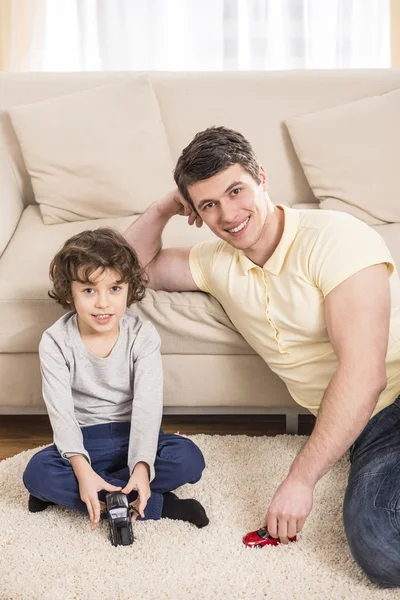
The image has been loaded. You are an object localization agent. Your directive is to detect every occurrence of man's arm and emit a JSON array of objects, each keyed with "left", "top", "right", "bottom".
[
  {"left": 266, "top": 263, "right": 390, "bottom": 541},
  {"left": 123, "top": 189, "right": 201, "bottom": 291},
  {"left": 288, "top": 263, "right": 390, "bottom": 484}
]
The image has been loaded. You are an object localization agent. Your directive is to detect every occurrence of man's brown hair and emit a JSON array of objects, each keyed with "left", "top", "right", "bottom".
[
  {"left": 174, "top": 126, "right": 261, "bottom": 211},
  {"left": 48, "top": 228, "right": 147, "bottom": 309}
]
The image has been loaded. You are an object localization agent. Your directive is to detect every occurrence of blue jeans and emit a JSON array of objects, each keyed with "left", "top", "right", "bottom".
[
  {"left": 23, "top": 422, "right": 205, "bottom": 520},
  {"left": 344, "top": 395, "right": 400, "bottom": 587}
]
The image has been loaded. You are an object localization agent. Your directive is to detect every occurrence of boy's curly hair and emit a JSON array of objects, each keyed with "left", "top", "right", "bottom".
[{"left": 48, "top": 228, "right": 147, "bottom": 309}]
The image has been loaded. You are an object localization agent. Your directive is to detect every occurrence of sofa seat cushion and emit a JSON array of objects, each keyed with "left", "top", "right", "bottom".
[
  {"left": 0, "top": 352, "right": 296, "bottom": 410},
  {"left": 0, "top": 206, "right": 253, "bottom": 356},
  {"left": 3, "top": 206, "right": 398, "bottom": 356}
]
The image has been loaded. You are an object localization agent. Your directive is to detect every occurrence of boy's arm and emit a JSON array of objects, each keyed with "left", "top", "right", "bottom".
[
  {"left": 39, "top": 336, "right": 90, "bottom": 465},
  {"left": 69, "top": 455, "right": 93, "bottom": 479},
  {"left": 123, "top": 189, "right": 200, "bottom": 292},
  {"left": 127, "top": 321, "right": 164, "bottom": 482}
]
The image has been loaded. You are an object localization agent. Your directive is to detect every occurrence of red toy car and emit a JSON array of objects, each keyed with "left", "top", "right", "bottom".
[{"left": 243, "top": 527, "right": 296, "bottom": 548}]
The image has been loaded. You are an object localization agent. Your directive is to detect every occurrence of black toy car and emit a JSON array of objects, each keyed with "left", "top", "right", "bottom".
[{"left": 105, "top": 492, "right": 134, "bottom": 546}]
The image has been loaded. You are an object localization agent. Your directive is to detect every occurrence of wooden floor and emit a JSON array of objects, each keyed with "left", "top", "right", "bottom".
[{"left": 0, "top": 414, "right": 315, "bottom": 461}]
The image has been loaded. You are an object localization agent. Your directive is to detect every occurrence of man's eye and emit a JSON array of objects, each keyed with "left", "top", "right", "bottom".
[
  {"left": 203, "top": 202, "right": 215, "bottom": 210},
  {"left": 231, "top": 188, "right": 241, "bottom": 195}
]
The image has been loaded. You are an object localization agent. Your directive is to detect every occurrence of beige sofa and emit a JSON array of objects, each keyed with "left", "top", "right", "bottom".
[{"left": 1, "top": 70, "right": 399, "bottom": 433}]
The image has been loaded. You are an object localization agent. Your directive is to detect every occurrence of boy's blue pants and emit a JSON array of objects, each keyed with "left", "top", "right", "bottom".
[{"left": 23, "top": 422, "right": 205, "bottom": 520}]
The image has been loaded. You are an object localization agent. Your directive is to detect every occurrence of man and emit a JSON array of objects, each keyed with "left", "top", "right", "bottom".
[{"left": 124, "top": 126, "right": 400, "bottom": 587}]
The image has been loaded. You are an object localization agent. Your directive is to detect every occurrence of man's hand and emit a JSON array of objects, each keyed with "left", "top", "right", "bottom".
[
  {"left": 158, "top": 188, "right": 203, "bottom": 228},
  {"left": 264, "top": 476, "right": 314, "bottom": 543},
  {"left": 121, "top": 462, "right": 151, "bottom": 522},
  {"left": 77, "top": 470, "right": 122, "bottom": 531}
]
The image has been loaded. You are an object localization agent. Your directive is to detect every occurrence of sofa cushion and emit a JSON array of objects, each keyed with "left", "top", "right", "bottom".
[
  {"left": 8, "top": 76, "right": 175, "bottom": 224},
  {"left": 2, "top": 70, "right": 400, "bottom": 211},
  {"left": 0, "top": 145, "right": 24, "bottom": 257},
  {"left": 0, "top": 205, "right": 254, "bottom": 356},
  {"left": 0, "top": 353, "right": 295, "bottom": 411},
  {"left": 285, "top": 88, "right": 400, "bottom": 224}
]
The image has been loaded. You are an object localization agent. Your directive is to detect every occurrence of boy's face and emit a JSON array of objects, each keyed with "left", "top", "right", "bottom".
[
  {"left": 69, "top": 267, "right": 129, "bottom": 336},
  {"left": 188, "top": 164, "right": 270, "bottom": 252}
]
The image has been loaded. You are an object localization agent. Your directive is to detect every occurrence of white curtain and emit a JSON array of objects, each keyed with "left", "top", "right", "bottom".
[
  {"left": 0, "top": 0, "right": 46, "bottom": 71},
  {"left": 27, "top": 0, "right": 393, "bottom": 71}
]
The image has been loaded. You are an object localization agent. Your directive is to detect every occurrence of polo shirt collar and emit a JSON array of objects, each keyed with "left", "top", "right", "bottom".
[{"left": 238, "top": 204, "right": 300, "bottom": 276}]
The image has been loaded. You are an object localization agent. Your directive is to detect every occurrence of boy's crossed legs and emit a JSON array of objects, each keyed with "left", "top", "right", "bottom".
[{"left": 23, "top": 423, "right": 208, "bottom": 528}]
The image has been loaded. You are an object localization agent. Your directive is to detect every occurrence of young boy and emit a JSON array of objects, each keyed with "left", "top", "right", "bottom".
[{"left": 23, "top": 228, "right": 208, "bottom": 531}]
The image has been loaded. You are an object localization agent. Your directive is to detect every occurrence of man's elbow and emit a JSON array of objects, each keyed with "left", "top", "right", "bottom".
[
  {"left": 365, "top": 372, "right": 387, "bottom": 396},
  {"left": 346, "top": 365, "right": 387, "bottom": 396},
  {"left": 375, "top": 375, "right": 388, "bottom": 395},
  {"left": 144, "top": 260, "right": 160, "bottom": 291}
]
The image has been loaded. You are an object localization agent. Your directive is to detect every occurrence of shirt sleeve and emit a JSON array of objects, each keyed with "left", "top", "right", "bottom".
[
  {"left": 39, "top": 334, "right": 90, "bottom": 464},
  {"left": 309, "top": 215, "right": 394, "bottom": 297},
  {"left": 127, "top": 321, "right": 163, "bottom": 482},
  {"left": 189, "top": 239, "right": 221, "bottom": 294}
]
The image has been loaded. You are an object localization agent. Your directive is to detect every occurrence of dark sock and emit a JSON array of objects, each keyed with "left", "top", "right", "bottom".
[
  {"left": 28, "top": 494, "right": 55, "bottom": 513},
  {"left": 161, "top": 492, "right": 209, "bottom": 528}
]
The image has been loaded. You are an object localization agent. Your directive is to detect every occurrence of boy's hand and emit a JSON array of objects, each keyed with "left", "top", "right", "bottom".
[
  {"left": 77, "top": 470, "right": 122, "bottom": 531},
  {"left": 121, "top": 462, "right": 151, "bottom": 522}
]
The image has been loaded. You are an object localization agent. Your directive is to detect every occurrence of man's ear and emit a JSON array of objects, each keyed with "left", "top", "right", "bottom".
[{"left": 259, "top": 165, "right": 268, "bottom": 189}]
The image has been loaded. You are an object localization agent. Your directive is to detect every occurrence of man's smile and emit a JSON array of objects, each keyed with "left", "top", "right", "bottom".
[{"left": 225, "top": 216, "right": 250, "bottom": 235}]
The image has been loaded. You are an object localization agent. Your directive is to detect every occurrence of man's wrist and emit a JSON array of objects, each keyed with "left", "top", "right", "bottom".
[
  {"left": 287, "top": 454, "right": 319, "bottom": 487},
  {"left": 155, "top": 195, "right": 179, "bottom": 219}
]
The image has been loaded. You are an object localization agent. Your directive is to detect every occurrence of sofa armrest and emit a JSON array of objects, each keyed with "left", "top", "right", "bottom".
[{"left": 0, "top": 146, "right": 24, "bottom": 257}]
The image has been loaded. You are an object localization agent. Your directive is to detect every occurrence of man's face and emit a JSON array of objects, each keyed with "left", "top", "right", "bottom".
[
  {"left": 70, "top": 267, "right": 129, "bottom": 336},
  {"left": 188, "top": 164, "right": 269, "bottom": 251}
]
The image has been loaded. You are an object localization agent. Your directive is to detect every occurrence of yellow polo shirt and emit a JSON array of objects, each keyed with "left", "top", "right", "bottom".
[{"left": 189, "top": 205, "right": 400, "bottom": 417}]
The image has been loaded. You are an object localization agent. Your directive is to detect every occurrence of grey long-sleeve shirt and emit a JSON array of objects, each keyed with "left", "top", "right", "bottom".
[{"left": 38, "top": 311, "right": 163, "bottom": 482}]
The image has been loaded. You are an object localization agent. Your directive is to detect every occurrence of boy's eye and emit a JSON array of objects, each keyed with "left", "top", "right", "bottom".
[
  {"left": 111, "top": 286, "right": 121, "bottom": 292},
  {"left": 83, "top": 288, "right": 94, "bottom": 294}
]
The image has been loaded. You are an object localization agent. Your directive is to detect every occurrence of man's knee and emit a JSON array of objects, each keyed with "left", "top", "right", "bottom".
[{"left": 344, "top": 482, "right": 400, "bottom": 588}]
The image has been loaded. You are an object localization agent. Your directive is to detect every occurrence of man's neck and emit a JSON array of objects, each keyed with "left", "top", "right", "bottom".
[{"left": 244, "top": 205, "right": 285, "bottom": 268}]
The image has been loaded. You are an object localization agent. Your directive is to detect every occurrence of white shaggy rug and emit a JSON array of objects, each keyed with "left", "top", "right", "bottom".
[{"left": 1, "top": 434, "right": 399, "bottom": 600}]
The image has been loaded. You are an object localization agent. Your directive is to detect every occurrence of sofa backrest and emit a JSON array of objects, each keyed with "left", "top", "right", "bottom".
[{"left": 1, "top": 69, "right": 400, "bottom": 210}]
